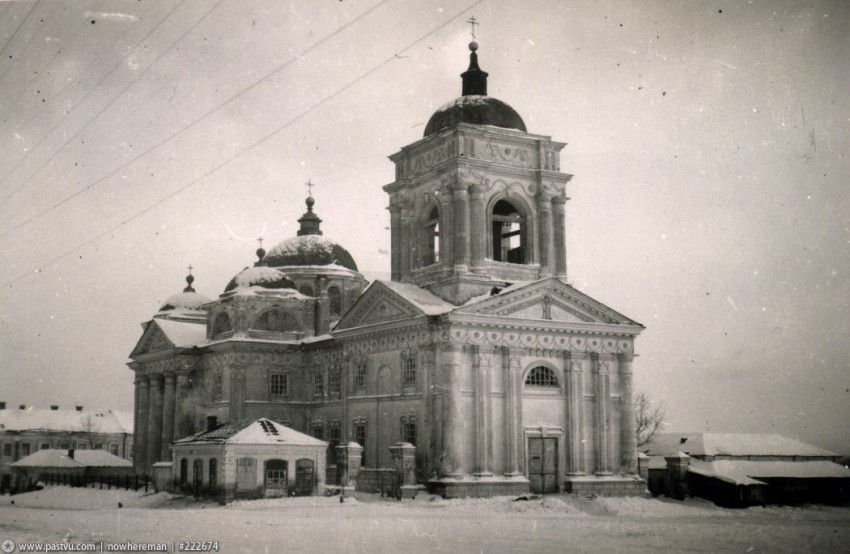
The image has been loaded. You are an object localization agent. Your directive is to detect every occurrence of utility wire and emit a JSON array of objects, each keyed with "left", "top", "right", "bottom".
[
  {"left": 0, "top": 0, "right": 227, "bottom": 206},
  {"left": 0, "top": 0, "right": 180, "bottom": 191},
  {"left": 0, "top": 0, "right": 391, "bottom": 236},
  {"left": 1, "top": 0, "right": 485, "bottom": 288},
  {"left": 0, "top": 1, "right": 40, "bottom": 81}
]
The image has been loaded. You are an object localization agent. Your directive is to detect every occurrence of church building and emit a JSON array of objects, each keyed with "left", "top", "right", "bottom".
[{"left": 128, "top": 37, "right": 646, "bottom": 497}]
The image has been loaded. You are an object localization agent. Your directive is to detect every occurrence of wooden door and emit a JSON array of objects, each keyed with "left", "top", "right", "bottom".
[{"left": 528, "top": 437, "right": 558, "bottom": 494}]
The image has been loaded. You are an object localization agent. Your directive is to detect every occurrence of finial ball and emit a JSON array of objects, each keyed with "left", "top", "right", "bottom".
[
  {"left": 186, "top": 274, "right": 195, "bottom": 285},
  {"left": 306, "top": 196, "right": 315, "bottom": 209},
  {"left": 469, "top": 41, "right": 478, "bottom": 52}
]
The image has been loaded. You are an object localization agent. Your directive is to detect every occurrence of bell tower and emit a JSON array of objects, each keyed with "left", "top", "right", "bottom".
[{"left": 383, "top": 39, "right": 573, "bottom": 304}]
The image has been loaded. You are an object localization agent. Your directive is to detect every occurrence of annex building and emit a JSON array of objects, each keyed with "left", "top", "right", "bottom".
[{"left": 129, "top": 39, "right": 645, "bottom": 497}]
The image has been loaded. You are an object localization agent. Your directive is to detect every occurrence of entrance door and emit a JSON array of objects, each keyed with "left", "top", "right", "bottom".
[
  {"left": 528, "top": 437, "right": 558, "bottom": 494},
  {"left": 264, "top": 459, "right": 288, "bottom": 498},
  {"left": 235, "top": 457, "right": 257, "bottom": 496},
  {"left": 295, "top": 459, "right": 314, "bottom": 496}
]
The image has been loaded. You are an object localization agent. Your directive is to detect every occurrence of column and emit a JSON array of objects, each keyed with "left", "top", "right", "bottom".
[
  {"left": 160, "top": 372, "right": 176, "bottom": 461},
  {"left": 134, "top": 376, "right": 149, "bottom": 473},
  {"left": 552, "top": 196, "right": 567, "bottom": 280},
  {"left": 400, "top": 205, "right": 414, "bottom": 277},
  {"left": 439, "top": 342, "right": 464, "bottom": 478},
  {"left": 174, "top": 371, "right": 190, "bottom": 441},
  {"left": 473, "top": 347, "right": 492, "bottom": 476},
  {"left": 451, "top": 182, "right": 470, "bottom": 273},
  {"left": 618, "top": 353, "right": 638, "bottom": 474},
  {"left": 146, "top": 373, "right": 163, "bottom": 470},
  {"left": 439, "top": 186, "right": 453, "bottom": 270},
  {"left": 593, "top": 355, "right": 611, "bottom": 475},
  {"left": 389, "top": 204, "right": 402, "bottom": 280},
  {"left": 469, "top": 184, "right": 486, "bottom": 273},
  {"left": 565, "top": 353, "right": 586, "bottom": 475},
  {"left": 503, "top": 348, "right": 522, "bottom": 476},
  {"left": 537, "top": 192, "right": 554, "bottom": 277}
]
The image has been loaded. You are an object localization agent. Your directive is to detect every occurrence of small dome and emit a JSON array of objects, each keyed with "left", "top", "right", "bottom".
[
  {"left": 262, "top": 235, "right": 358, "bottom": 271},
  {"left": 160, "top": 291, "right": 210, "bottom": 312},
  {"left": 224, "top": 266, "right": 296, "bottom": 293},
  {"left": 424, "top": 95, "right": 526, "bottom": 137}
]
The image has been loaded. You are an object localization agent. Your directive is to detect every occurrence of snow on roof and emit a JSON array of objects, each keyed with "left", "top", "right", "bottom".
[
  {"left": 643, "top": 433, "right": 837, "bottom": 458},
  {"left": 11, "top": 449, "right": 132, "bottom": 469},
  {"left": 153, "top": 318, "right": 207, "bottom": 348},
  {"left": 159, "top": 291, "right": 210, "bottom": 312},
  {"left": 0, "top": 408, "right": 133, "bottom": 434},
  {"left": 377, "top": 280, "right": 456, "bottom": 315},
  {"left": 234, "top": 266, "right": 291, "bottom": 288},
  {"left": 689, "top": 459, "right": 850, "bottom": 486},
  {"left": 460, "top": 280, "right": 533, "bottom": 308},
  {"left": 174, "top": 418, "right": 327, "bottom": 448}
]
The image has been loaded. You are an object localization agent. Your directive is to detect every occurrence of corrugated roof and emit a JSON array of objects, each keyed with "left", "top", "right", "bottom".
[
  {"left": 643, "top": 433, "right": 837, "bottom": 458},
  {"left": 0, "top": 408, "right": 133, "bottom": 434},
  {"left": 174, "top": 418, "right": 327, "bottom": 447},
  {"left": 10, "top": 449, "right": 132, "bottom": 469}
]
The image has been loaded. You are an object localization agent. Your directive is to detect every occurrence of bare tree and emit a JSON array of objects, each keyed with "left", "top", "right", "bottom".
[
  {"left": 77, "top": 413, "right": 101, "bottom": 449},
  {"left": 634, "top": 392, "right": 665, "bottom": 448}
]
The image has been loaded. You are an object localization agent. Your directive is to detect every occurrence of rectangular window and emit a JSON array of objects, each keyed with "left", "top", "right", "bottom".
[
  {"left": 401, "top": 416, "right": 417, "bottom": 446},
  {"left": 213, "top": 370, "right": 224, "bottom": 401},
  {"left": 270, "top": 373, "right": 289, "bottom": 397},
  {"left": 93, "top": 443, "right": 103, "bottom": 450},
  {"left": 328, "top": 421, "right": 341, "bottom": 444},
  {"left": 312, "top": 422, "right": 325, "bottom": 440},
  {"left": 40, "top": 443, "right": 50, "bottom": 451},
  {"left": 354, "top": 421, "right": 367, "bottom": 466},
  {"left": 355, "top": 361, "right": 367, "bottom": 389},
  {"left": 329, "top": 368, "right": 341, "bottom": 396},
  {"left": 20, "top": 443, "right": 31, "bottom": 457},
  {"left": 110, "top": 444, "right": 119, "bottom": 456},
  {"left": 314, "top": 371, "right": 324, "bottom": 397},
  {"left": 402, "top": 354, "right": 417, "bottom": 386},
  {"left": 2, "top": 443, "right": 10, "bottom": 457}
]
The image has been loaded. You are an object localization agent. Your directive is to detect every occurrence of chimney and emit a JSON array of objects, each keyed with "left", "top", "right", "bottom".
[
  {"left": 206, "top": 416, "right": 218, "bottom": 432},
  {"left": 75, "top": 405, "right": 83, "bottom": 412},
  {"left": 0, "top": 401, "right": 6, "bottom": 410},
  {"left": 68, "top": 448, "right": 75, "bottom": 459},
  {"left": 50, "top": 405, "right": 59, "bottom": 410},
  {"left": 19, "top": 404, "right": 26, "bottom": 410}
]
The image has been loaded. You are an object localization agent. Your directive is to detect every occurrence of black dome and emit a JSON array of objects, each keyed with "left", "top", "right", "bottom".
[
  {"left": 261, "top": 235, "right": 358, "bottom": 271},
  {"left": 424, "top": 95, "right": 526, "bottom": 137}
]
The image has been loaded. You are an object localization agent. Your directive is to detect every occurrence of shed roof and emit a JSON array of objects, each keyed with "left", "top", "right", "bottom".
[
  {"left": 643, "top": 433, "right": 837, "bottom": 458},
  {"left": 689, "top": 459, "right": 850, "bottom": 486},
  {"left": 10, "top": 449, "right": 132, "bottom": 469}
]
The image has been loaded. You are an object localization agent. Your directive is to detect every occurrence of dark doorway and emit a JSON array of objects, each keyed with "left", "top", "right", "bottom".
[{"left": 528, "top": 437, "right": 558, "bottom": 494}]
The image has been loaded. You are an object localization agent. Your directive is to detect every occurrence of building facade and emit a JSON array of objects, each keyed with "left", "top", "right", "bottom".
[
  {"left": 0, "top": 403, "right": 133, "bottom": 492},
  {"left": 129, "top": 40, "right": 645, "bottom": 497}
]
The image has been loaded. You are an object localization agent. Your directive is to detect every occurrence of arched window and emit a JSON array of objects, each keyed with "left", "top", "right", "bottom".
[
  {"left": 211, "top": 313, "right": 232, "bottom": 337},
  {"left": 525, "top": 366, "right": 559, "bottom": 387},
  {"left": 180, "top": 458, "right": 188, "bottom": 484},
  {"left": 328, "top": 286, "right": 342, "bottom": 316},
  {"left": 492, "top": 200, "right": 526, "bottom": 264},
  {"left": 422, "top": 206, "right": 440, "bottom": 265},
  {"left": 299, "top": 284, "right": 314, "bottom": 297},
  {"left": 252, "top": 309, "right": 299, "bottom": 332},
  {"left": 192, "top": 459, "right": 203, "bottom": 488}
]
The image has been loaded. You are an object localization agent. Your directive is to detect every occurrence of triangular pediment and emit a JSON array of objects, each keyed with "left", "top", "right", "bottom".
[
  {"left": 129, "top": 320, "right": 177, "bottom": 358},
  {"left": 334, "top": 281, "right": 429, "bottom": 330},
  {"left": 456, "top": 278, "right": 641, "bottom": 326}
]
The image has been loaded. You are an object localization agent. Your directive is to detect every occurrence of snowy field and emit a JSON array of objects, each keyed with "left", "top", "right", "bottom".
[{"left": 1, "top": 487, "right": 848, "bottom": 553}]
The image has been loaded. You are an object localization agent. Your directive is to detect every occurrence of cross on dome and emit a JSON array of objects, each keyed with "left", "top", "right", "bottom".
[{"left": 467, "top": 16, "right": 479, "bottom": 40}]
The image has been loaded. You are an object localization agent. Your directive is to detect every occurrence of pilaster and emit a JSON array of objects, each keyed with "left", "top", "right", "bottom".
[
  {"left": 552, "top": 196, "right": 567, "bottom": 280},
  {"left": 439, "top": 342, "right": 464, "bottom": 478},
  {"left": 134, "top": 376, "right": 149, "bottom": 473},
  {"left": 146, "top": 373, "right": 163, "bottom": 470},
  {"left": 537, "top": 192, "right": 554, "bottom": 277},
  {"left": 618, "top": 353, "right": 637, "bottom": 474},
  {"left": 160, "top": 372, "right": 176, "bottom": 461},
  {"left": 469, "top": 184, "right": 486, "bottom": 273},
  {"left": 174, "top": 371, "right": 190, "bottom": 441},
  {"left": 451, "top": 182, "right": 470, "bottom": 273}
]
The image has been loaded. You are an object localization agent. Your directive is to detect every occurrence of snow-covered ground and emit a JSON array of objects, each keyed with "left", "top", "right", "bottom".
[{"left": 1, "top": 487, "right": 848, "bottom": 553}]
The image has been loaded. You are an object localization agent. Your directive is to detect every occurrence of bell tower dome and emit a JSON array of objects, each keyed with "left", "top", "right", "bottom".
[{"left": 383, "top": 38, "right": 572, "bottom": 304}]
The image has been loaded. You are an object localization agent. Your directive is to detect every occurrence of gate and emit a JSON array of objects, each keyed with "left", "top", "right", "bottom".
[{"left": 528, "top": 437, "right": 558, "bottom": 494}]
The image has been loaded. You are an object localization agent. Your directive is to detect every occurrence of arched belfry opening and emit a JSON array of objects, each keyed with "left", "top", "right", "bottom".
[
  {"left": 422, "top": 205, "right": 440, "bottom": 266},
  {"left": 491, "top": 199, "right": 527, "bottom": 264}
]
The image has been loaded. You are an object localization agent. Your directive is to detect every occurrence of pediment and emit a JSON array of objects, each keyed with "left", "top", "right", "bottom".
[
  {"left": 334, "top": 282, "right": 426, "bottom": 330},
  {"left": 130, "top": 320, "right": 176, "bottom": 358},
  {"left": 457, "top": 279, "right": 640, "bottom": 326}
]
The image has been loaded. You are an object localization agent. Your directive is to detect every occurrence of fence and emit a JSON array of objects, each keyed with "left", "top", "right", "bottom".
[{"left": 41, "top": 472, "right": 151, "bottom": 492}]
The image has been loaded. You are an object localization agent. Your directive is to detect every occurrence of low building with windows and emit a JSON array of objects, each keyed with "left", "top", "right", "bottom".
[
  {"left": 9, "top": 448, "right": 133, "bottom": 492},
  {"left": 171, "top": 417, "right": 327, "bottom": 500},
  {"left": 642, "top": 433, "right": 850, "bottom": 506},
  {"left": 0, "top": 403, "right": 133, "bottom": 492},
  {"left": 129, "top": 38, "right": 646, "bottom": 497}
]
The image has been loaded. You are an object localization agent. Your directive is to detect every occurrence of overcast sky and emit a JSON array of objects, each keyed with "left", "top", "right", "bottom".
[{"left": 1, "top": 0, "right": 848, "bottom": 453}]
